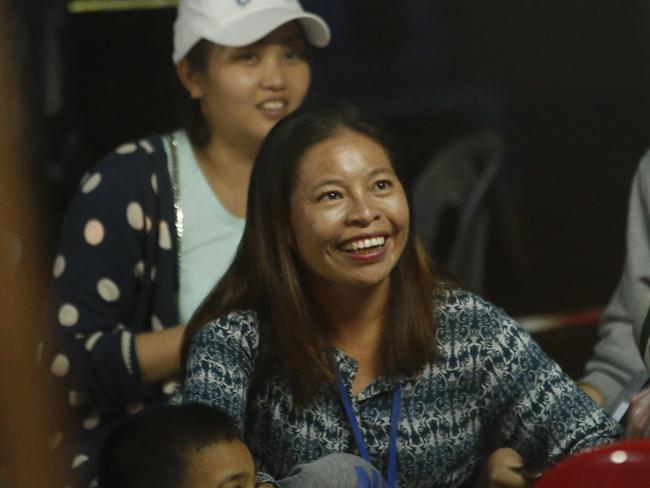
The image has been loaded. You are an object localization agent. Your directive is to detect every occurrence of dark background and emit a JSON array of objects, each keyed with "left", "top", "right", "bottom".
[{"left": 7, "top": 0, "right": 650, "bottom": 376}]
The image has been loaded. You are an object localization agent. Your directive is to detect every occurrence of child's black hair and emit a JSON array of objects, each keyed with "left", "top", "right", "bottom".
[{"left": 98, "top": 403, "right": 241, "bottom": 488}]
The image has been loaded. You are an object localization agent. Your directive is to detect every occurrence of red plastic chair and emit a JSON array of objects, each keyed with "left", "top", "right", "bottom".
[{"left": 534, "top": 440, "right": 650, "bottom": 487}]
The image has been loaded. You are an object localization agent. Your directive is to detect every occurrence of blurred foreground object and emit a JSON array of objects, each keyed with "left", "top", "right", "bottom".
[
  {"left": 623, "top": 291, "right": 650, "bottom": 438},
  {"left": 626, "top": 388, "right": 650, "bottom": 439},
  {"left": 534, "top": 440, "right": 650, "bottom": 488},
  {"left": 0, "top": 2, "right": 65, "bottom": 487}
]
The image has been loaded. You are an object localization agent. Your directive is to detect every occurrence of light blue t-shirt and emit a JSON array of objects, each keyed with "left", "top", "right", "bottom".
[{"left": 164, "top": 130, "right": 245, "bottom": 324}]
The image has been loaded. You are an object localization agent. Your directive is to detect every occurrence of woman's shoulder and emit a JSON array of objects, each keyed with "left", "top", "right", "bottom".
[
  {"left": 204, "top": 309, "right": 260, "bottom": 330},
  {"left": 434, "top": 287, "right": 519, "bottom": 340},
  {"left": 435, "top": 287, "right": 500, "bottom": 314},
  {"left": 92, "top": 135, "right": 168, "bottom": 176},
  {"left": 193, "top": 309, "right": 261, "bottom": 348},
  {"left": 67, "top": 134, "right": 172, "bottom": 212}
]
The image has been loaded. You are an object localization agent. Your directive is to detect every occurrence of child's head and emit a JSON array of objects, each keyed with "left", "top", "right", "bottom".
[{"left": 98, "top": 403, "right": 256, "bottom": 488}]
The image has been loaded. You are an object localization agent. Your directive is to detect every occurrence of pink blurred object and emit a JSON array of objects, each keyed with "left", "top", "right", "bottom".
[{"left": 534, "top": 440, "right": 650, "bottom": 487}]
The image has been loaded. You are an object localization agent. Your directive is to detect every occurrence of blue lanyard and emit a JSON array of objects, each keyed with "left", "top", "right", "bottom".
[{"left": 336, "top": 373, "right": 401, "bottom": 488}]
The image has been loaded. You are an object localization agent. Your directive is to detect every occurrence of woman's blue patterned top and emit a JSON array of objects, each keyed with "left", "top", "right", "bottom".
[{"left": 183, "top": 290, "right": 621, "bottom": 487}]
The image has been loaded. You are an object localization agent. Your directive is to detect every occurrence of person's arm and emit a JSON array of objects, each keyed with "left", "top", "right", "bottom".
[
  {"left": 46, "top": 142, "right": 178, "bottom": 412},
  {"left": 183, "top": 310, "right": 260, "bottom": 429},
  {"left": 135, "top": 326, "right": 185, "bottom": 385},
  {"left": 183, "top": 311, "right": 286, "bottom": 484},
  {"left": 472, "top": 294, "right": 621, "bottom": 472},
  {"left": 580, "top": 150, "right": 650, "bottom": 408},
  {"left": 577, "top": 383, "right": 604, "bottom": 405}
]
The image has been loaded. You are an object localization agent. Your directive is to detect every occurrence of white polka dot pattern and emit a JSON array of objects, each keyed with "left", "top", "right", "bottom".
[
  {"left": 50, "top": 354, "right": 70, "bottom": 377},
  {"left": 159, "top": 220, "right": 172, "bottom": 250},
  {"left": 81, "top": 173, "right": 102, "bottom": 194},
  {"left": 139, "top": 139, "right": 154, "bottom": 154},
  {"left": 151, "top": 315, "right": 163, "bottom": 332},
  {"left": 53, "top": 255, "right": 65, "bottom": 278},
  {"left": 126, "top": 201, "right": 144, "bottom": 231},
  {"left": 69, "top": 390, "right": 83, "bottom": 407},
  {"left": 82, "top": 413, "right": 101, "bottom": 430},
  {"left": 150, "top": 173, "right": 158, "bottom": 193},
  {"left": 115, "top": 142, "right": 137, "bottom": 154},
  {"left": 121, "top": 331, "right": 134, "bottom": 375},
  {"left": 84, "top": 219, "right": 105, "bottom": 246},
  {"left": 58, "top": 304, "right": 79, "bottom": 327},
  {"left": 134, "top": 261, "right": 145, "bottom": 279},
  {"left": 145, "top": 215, "right": 152, "bottom": 233},
  {"left": 85, "top": 331, "right": 103, "bottom": 351},
  {"left": 97, "top": 278, "right": 120, "bottom": 302},
  {"left": 150, "top": 266, "right": 157, "bottom": 281},
  {"left": 71, "top": 454, "right": 89, "bottom": 469},
  {"left": 162, "top": 380, "right": 179, "bottom": 395}
]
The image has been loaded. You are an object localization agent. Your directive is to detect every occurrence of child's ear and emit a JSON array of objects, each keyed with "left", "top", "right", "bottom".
[{"left": 176, "top": 60, "right": 204, "bottom": 100}]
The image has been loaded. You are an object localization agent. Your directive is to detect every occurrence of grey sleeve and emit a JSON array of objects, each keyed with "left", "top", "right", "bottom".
[
  {"left": 275, "top": 453, "right": 387, "bottom": 488},
  {"left": 581, "top": 150, "right": 650, "bottom": 408}
]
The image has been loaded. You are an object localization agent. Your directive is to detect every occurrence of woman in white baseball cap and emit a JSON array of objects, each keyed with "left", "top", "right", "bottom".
[{"left": 44, "top": 1, "right": 330, "bottom": 486}]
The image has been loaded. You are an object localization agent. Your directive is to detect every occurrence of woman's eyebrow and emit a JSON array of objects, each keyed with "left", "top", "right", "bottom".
[
  {"left": 313, "top": 178, "right": 342, "bottom": 188},
  {"left": 307, "top": 168, "right": 394, "bottom": 191},
  {"left": 368, "top": 167, "right": 394, "bottom": 177}
]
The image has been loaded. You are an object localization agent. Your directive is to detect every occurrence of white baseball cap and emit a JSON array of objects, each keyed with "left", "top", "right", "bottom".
[{"left": 173, "top": 0, "right": 331, "bottom": 63}]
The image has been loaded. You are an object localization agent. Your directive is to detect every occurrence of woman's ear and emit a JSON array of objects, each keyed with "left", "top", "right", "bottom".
[{"left": 176, "top": 59, "right": 204, "bottom": 100}]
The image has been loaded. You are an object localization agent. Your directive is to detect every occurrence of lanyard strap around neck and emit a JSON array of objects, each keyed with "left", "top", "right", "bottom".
[{"left": 336, "top": 373, "right": 401, "bottom": 488}]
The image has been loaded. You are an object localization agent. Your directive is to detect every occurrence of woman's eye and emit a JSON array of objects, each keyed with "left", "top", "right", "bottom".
[
  {"left": 375, "top": 180, "right": 393, "bottom": 190},
  {"left": 318, "top": 191, "right": 342, "bottom": 202},
  {"left": 237, "top": 52, "right": 258, "bottom": 62},
  {"left": 285, "top": 49, "right": 306, "bottom": 60}
]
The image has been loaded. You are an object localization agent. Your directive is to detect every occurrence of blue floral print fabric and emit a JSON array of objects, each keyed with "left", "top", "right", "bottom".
[{"left": 183, "top": 289, "right": 621, "bottom": 487}]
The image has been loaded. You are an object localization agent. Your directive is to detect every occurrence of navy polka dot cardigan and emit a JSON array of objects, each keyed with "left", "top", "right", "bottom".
[{"left": 44, "top": 136, "right": 180, "bottom": 486}]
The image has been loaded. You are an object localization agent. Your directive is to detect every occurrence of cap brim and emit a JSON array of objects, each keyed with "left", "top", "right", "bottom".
[{"left": 203, "top": 8, "right": 331, "bottom": 48}]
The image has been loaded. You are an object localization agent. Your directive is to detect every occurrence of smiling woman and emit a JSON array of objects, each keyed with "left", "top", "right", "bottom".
[
  {"left": 182, "top": 105, "right": 621, "bottom": 487},
  {"left": 176, "top": 22, "right": 312, "bottom": 167},
  {"left": 290, "top": 131, "right": 409, "bottom": 293}
]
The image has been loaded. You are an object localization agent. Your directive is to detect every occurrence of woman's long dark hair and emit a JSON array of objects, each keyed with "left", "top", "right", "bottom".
[{"left": 182, "top": 105, "right": 446, "bottom": 404}]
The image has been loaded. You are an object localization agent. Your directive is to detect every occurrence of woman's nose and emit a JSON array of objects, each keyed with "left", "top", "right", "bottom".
[
  {"left": 346, "top": 196, "right": 380, "bottom": 226},
  {"left": 260, "top": 56, "right": 287, "bottom": 91}
]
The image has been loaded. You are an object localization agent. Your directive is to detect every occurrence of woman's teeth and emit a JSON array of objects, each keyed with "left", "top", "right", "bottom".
[
  {"left": 341, "top": 236, "right": 385, "bottom": 252},
  {"left": 258, "top": 100, "right": 285, "bottom": 111}
]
